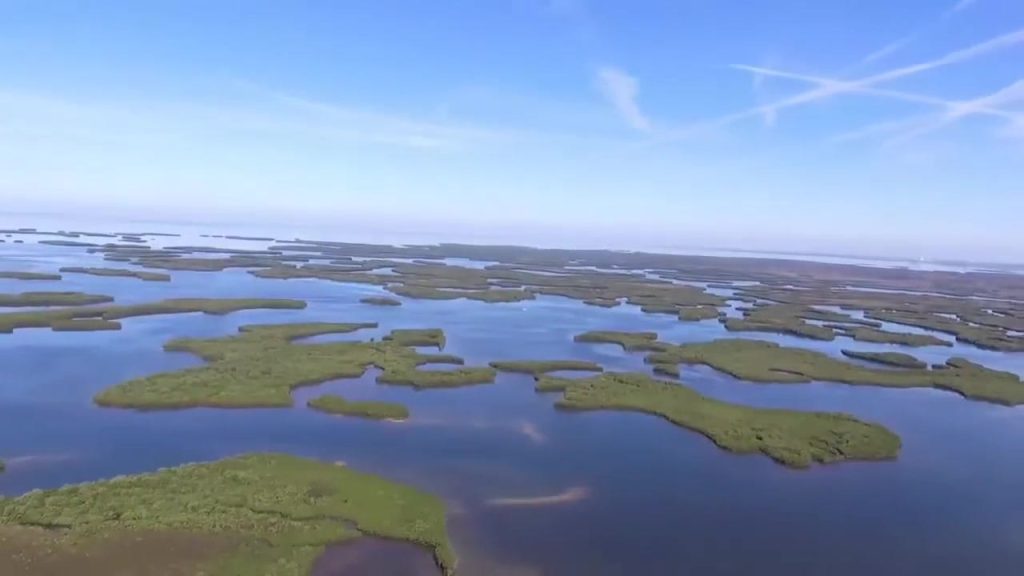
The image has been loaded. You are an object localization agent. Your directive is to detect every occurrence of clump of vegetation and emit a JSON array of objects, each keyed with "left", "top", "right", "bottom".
[
  {"left": 583, "top": 298, "right": 620, "bottom": 308},
  {"left": 38, "top": 239, "right": 98, "bottom": 247},
  {"left": 95, "top": 323, "right": 496, "bottom": 408},
  {"left": 836, "top": 325, "right": 952, "bottom": 347},
  {"left": 377, "top": 363, "right": 497, "bottom": 389},
  {"left": 0, "top": 298, "right": 307, "bottom": 334},
  {"left": 59, "top": 267, "right": 171, "bottom": 282},
  {"left": 651, "top": 363, "right": 680, "bottom": 378},
  {"left": 573, "top": 331, "right": 668, "bottom": 352},
  {"left": 723, "top": 317, "right": 835, "bottom": 340},
  {"left": 115, "top": 231, "right": 180, "bottom": 237},
  {"left": 840, "top": 349, "right": 927, "bottom": 369},
  {"left": 0, "top": 291, "right": 114, "bottom": 307},
  {"left": 735, "top": 285, "right": 1023, "bottom": 352},
  {"left": 489, "top": 360, "right": 604, "bottom": 375},
  {"left": 386, "top": 284, "right": 535, "bottom": 303},
  {"left": 628, "top": 337, "right": 1024, "bottom": 406},
  {"left": 716, "top": 304, "right": 873, "bottom": 341},
  {"left": 50, "top": 318, "right": 123, "bottom": 331},
  {"left": 0, "top": 271, "right": 62, "bottom": 281},
  {"left": 383, "top": 328, "right": 446, "bottom": 348},
  {"left": 535, "top": 372, "right": 900, "bottom": 468},
  {"left": 866, "top": 310, "right": 1023, "bottom": 351},
  {"left": 103, "top": 299, "right": 306, "bottom": 319},
  {"left": 0, "top": 453, "right": 455, "bottom": 574},
  {"left": 224, "top": 235, "right": 276, "bottom": 241},
  {"left": 678, "top": 306, "right": 720, "bottom": 321},
  {"left": 307, "top": 394, "right": 410, "bottom": 420},
  {"left": 360, "top": 296, "right": 402, "bottom": 306}
]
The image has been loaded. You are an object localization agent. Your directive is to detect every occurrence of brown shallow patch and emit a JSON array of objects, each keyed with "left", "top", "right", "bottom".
[
  {"left": 485, "top": 486, "right": 591, "bottom": 508},
  {"left": 1, "top": 452, "right": 78, "bottom": 470},
  {"left": 0, "top": 526, "right": 239, "bottom": 576},
  {"left": 311, "top": 537, "right": 442, "bottom": 576}
]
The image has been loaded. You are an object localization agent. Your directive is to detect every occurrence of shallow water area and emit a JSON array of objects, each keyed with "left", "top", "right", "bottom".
[{"left": 2, "top": 239, "right": 1024, "bottom": 575}]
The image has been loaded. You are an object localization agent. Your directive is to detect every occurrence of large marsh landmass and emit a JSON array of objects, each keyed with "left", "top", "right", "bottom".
[
  {"left": 536, "top": 372, "right": 900, "bottom": 468},
  {"left": 3, "top": 228, "right": 1024, "bottom": 575},
  {"left": 0, "top": 454, "right": 454, "bottom": 575}
]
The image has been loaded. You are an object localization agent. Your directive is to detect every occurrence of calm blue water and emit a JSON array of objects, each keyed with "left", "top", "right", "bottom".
[{"left": 2, "top": 241, "right": 1023, "bottom": 576}]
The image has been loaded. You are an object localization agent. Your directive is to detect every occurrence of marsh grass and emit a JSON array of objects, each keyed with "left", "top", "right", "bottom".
[
  {"left": 678, "top": 306, "right": 720, "bottom": 321},
  {"left": 383, "top": 329, "right": 446, "bottom": 348},
  {"left": 95, "top": 323, "right": 496, "bottom": 408},
  {"left": 489, "top": 360, "right": 604, "bottom": 375},
  {"left": 535, "top": 372, "right": 900, "bottom": 468},
  {"left": 0, "top": 298, "right": 307, "bottom": 334},
  {"left": 0, "top": 292, "right": 114, "bottom": 307},
  {"left": 50, "top": 319, "right": 123, "bottom": 332},
  {"left": 360, "top": 296, "right": 402, "bottom": 306},
  {"left": 307, "top": 394, "right": 409, "bottom": 420},
  {"left": 0, "top": 271, "right": 62, "bottom": 281},
  {"left": 840, "top": 349, "right": 927, "bottom": 369},
  {"left": 634, "top": 337, "right": 1024, "bottom": 406},
  {"left": 59, "top": 267, "right": 171, "bottom": 282},
  {"left": 573, "top": 331, "right": 668, "bottom": 352},
  {"left": 0, "top": 454, "right": 455, "bottom": 574},
  {"left": 386, "top": 285, "right": 535, "bottom": 303},
  {"left": 837, "top": 325, "right": 952, "bottom": 347}
]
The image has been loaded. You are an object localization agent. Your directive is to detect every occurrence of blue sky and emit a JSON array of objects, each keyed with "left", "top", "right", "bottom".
[{"left": 1, "top": 1, "right": 1022, "bottom": 259}]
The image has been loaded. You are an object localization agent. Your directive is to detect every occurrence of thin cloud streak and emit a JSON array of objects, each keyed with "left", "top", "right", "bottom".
[
  {"left": 863, "top": 0, "right": 981, "bottom": 65},
  {"left": 595, "top": 66, "right": 653, "bottom": 132},
  {"left": 660, "top": 27, "right": 1024, "bottom": 142},
  {"left": 737, "top": 66, "right": 1024, "bottom": 144},
  {"left": 0, "top": 88, "right": 504, "bottom": 152},
  {"left": 732, "top": 65, "right": 1021, "bottom": 121},
  {"left": 862, "top": 37, "right": 915, "bottom": 64},
  {"left": 947, "top": 0, "right": 979, "bottom": 16},
  {"left": 831, "top": 115, "right": 932, "bottom": 143},
  {"left": 883, "top": 78, "right": 1024, "bottom": 144}
]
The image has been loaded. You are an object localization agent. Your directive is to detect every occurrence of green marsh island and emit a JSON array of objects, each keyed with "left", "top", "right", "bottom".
[
  {"left": 308, "top": 394, "right": 410, "bottom": 420},
  {"left": 535, "top": 372, "right": 900, "bottom": 468},
  {"left": 0, "top": 291, "right": 114, "bottom": 307},
  {"left": 360, "top": 295, "right": 402, "bottom": 306},
  {"left": 0, "top": 271, "right": 62, "bottom": 281},
  {"left": 59, "top": 266, "right": 171, "bottom": 282},
  {"left": 574, "top": 331, "right": 1024, "bottom": 406},
  {"left": 95, "top": 323, "right": 497, "bottom": 409},
  {"left": 489, "top": 359, "right": 605, "bottom": 375},
  {"left": 0, "top": 453, "right": 455, "bottom": 576},
  {"left": 8, "top": 230, "right": 1024, "bottom": 575},
  {"left": 0, "top": 297, "right": 306, "bottom": 333}
]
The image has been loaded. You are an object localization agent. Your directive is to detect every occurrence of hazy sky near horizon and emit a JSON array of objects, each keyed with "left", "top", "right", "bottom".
[{"left": 1, "top": 1, "right": 1022, "bottom": 258}]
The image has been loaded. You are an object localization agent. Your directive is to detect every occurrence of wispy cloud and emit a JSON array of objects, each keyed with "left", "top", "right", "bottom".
[
  {"left": 830, "top": 115, "right": 933, "bottom": 143},
  {"left": 946, "top": 0, "right": 979, "bottom": 16},
  {"left": 732, "top": 65, "right": 1024, "bottom": 144},
  {"left": 0, "top": 86, "right": 516, "bottom": 153},
  {"left": 265, "top": 91, "right": 508, "bottom": 150},
  {"left": 595, "top": 66, "right": 652, "bottom": 132},
  {"left": 862, "top": 37, "right": 915, "bottom": 65},
  {"left": 882, "top": 79, "right": 1024, "bottom": 144},
  {"left": 748, "top": 65, "right": 779, "bottom": 127},
  {"left": 662, "top": 27, "right": 1024, "bottom": 141},
  {"left": 862, "top": 0, "right": 981, "bottom": 65},
  {"left": 732, "top": 65, "right": 1021, "bottom": 121}
]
